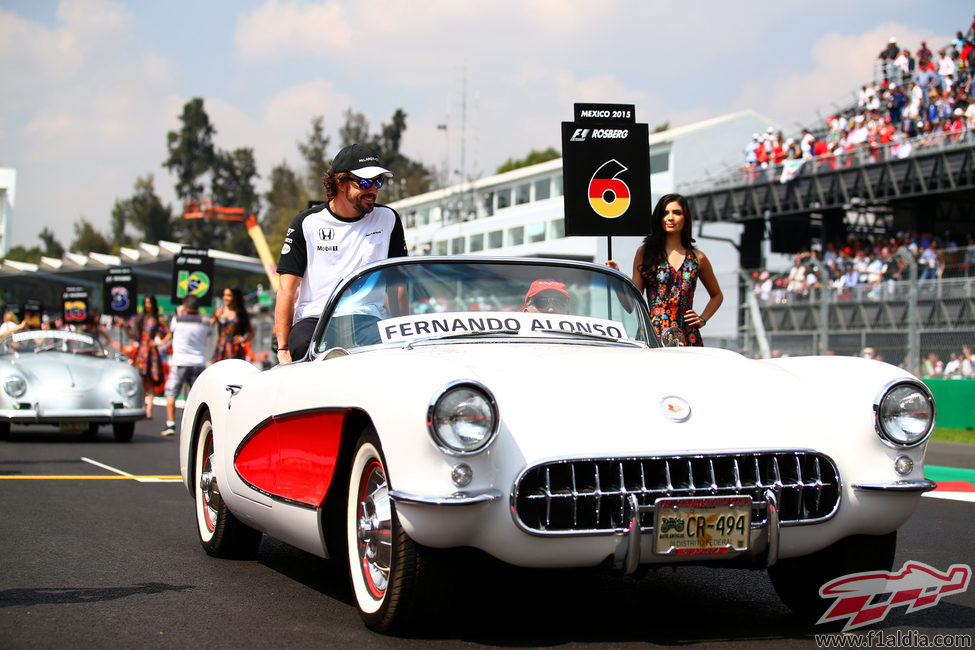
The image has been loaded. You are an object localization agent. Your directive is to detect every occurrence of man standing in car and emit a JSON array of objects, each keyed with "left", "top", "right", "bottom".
[{"left": 274, "top": 144, "right": 408, "bottom": 363}]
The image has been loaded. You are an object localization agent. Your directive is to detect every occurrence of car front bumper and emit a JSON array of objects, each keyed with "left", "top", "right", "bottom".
[
  {"left": 1, "top": 405, "right": 145, "bottom": 425},
  {"left": 391, "top": 482, "right": 930, "bottom": 571}
]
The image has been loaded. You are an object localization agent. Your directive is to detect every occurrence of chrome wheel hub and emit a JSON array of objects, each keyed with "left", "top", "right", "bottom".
[
  {"left": 357, "top": 463, "right": 392, "bottom": 595},
  {"left": 199, "top": 452, "right": 219, "bottom": 528}
]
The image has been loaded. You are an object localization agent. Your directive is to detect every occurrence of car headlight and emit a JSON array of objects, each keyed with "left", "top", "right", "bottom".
[
  {"left": 117, "top": 377, "right": 139, "bottom": 398},
  {"left": 875, "top": 381, "right": 935, "bottom": 447},
  {"left": 3, "top": 375, "right": 27, "bottom": 398},
  {"left": 427, "top": 381, "right": 499, "bottom": 455}
]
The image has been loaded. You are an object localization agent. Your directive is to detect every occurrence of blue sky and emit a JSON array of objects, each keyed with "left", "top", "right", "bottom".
[{"left": 1, "top": 0, "right": 970, "bottom": 251}]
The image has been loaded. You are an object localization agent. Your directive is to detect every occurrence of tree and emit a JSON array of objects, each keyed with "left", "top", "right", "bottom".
[
  {"left": 71, "top": 218, "right": 112, "bottom": 254},
  {"left": 262, "top": 161, "right": 309, "bottom": 255},
  {"left": 496, "top": 147, "right": 561, "bottom": 175},
  {"left": 2, "top": 245, "right": 42, "bottom": 263},
  {"left": 209, "top": 147, "right": 261, "bottom": 254},
  {"left": 164, "top": 98, "right": 218, "bottom": 249},
  {"left": 164, "top": 98, "right": 217, "bottom": 201},
  {"left": 111, "top": 174, "right": 173, "bottom": 245},
  {"left": 336, "top": 108, "right": 434, "bottom": 201},
  {"left": 338, "top": 108, "right": 373, "bottom": 148},
  {"left": 38, "top": 227, "right": 64, "bottom": 258},
  {"left": 297, "top": 116, "right": 330, "bottom": 193},
  {"left": 378, "top": 108, "right": 407, "bottom": 155}
]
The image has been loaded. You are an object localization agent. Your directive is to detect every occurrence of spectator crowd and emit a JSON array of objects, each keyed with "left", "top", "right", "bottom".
[
  {"left": 751, "top": 231, "right": 975, "bottom": 303},
  {"left": 744, "top": 15, "right": 975, "bottom": 181},
  {"left": 919, "top": 344, "right": 975, "bottom": 378}
]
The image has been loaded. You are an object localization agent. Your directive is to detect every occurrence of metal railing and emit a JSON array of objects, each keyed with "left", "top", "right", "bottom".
[
  {"left": 679, "top": 127, "right": 975, "bottom": 196},
  {"left": 739, "top": 245, "right": 975, "bottom": 377}
]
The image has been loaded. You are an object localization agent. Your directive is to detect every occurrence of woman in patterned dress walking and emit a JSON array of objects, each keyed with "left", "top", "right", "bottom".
[
  {"left": 211, "top": 287, "right": 253, "bottom": 362},
  {"left": 125, "top": 295, "right": 170, "bottom": 417},
  {"left": 608, "top": 193, "right": 723, "bottom": 345}
]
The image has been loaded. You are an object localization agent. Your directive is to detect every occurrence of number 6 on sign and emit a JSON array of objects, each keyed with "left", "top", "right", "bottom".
[{"left": 588, "top": 159, "right": 631, "bottom": 219}]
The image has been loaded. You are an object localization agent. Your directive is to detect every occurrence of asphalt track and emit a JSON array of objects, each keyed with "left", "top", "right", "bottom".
[{"left": 1, "top": 406, "right": 973, "bottom": 649}]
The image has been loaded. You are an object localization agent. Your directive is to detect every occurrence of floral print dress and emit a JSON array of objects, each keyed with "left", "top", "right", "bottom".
[
  {"left": 645, "top": 249, "right": 703, "bottom": 347},
  {"left": 213, "top": 313, "right": 245, "bottom": 362},
  {"left": 134, "top": 316, "right": 168, "bottom": 384}
]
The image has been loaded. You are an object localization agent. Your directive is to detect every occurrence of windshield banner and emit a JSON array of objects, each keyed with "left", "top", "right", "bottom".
[{"left": 378, "top": 311, "right": 627, "bottom": 344}]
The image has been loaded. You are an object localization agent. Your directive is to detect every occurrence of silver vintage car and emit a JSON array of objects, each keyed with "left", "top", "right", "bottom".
[{"left": 0, "top": 329, "right": 145, "bottom": 441}]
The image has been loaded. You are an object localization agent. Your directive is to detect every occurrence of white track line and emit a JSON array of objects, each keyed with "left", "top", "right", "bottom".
[{"left": 81, "top": 457, "right": 181, "bottom": 483}]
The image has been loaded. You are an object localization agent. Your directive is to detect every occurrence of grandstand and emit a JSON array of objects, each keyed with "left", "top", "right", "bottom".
[{"left": 683, "top": 20, "right": 975, "bottom": 374}]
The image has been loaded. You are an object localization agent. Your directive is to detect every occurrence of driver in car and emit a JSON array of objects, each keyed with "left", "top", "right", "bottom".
[{"left": 522, "top": 279, "right": 571, "bottom": 315}]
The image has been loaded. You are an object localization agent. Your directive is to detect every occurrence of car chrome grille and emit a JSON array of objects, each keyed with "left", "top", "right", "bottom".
[{"left": 514, "top": 452, "right": 840, "bottom": 534}]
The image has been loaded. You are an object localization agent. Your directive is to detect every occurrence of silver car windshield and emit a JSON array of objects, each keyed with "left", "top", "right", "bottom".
[
  {"left": 313, "top": 259, "right": 653, "bottom": 354},
  {"left": 0, "top": 330, "right": 107, "bottom": 357}
]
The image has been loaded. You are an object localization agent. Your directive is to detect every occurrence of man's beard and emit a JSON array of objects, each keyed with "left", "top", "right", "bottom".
[{"left": 346, "top": 186, "right": 375, "bottom": 215}]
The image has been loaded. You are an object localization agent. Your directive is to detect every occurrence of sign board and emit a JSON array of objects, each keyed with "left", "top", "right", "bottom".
[
  {"left": 171, "top": 247, "right": 214, "bottom": 306},
  {"left": 22, "top": 300, "right": 42, "bottom": 328},
  {"left": 561, "top": 103, "right": 651, "bottom": 237},
  {"left": 61, "top": 286, "right": 90, "bottom": 325},
  {"left": 104, "top": 266, "right": 138, "bottom": 318},
  {"left": 377, "top": 311, "right": 627, "bottom": 344}
]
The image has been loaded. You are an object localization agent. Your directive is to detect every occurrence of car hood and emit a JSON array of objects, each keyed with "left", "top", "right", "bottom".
[
  {"left": 380, "top": 342, "right": 903, "bottom": 462},
  {"left": 6, "top": 352, "right": 125, "bottom": 392}
]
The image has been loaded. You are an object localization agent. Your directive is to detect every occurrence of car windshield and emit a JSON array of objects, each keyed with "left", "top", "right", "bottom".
[
  {"left": 0, "top": 330, "right": 108, "bottom": 357},
  {"left": 312, "top": 259, "right": 654, "bottom": 354}
]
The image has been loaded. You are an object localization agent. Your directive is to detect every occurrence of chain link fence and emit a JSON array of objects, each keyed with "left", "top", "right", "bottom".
[{"left": 738, "top": 245, "right": 975, "bottom": 378}]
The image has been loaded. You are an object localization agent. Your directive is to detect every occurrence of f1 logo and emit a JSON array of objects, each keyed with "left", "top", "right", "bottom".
[{"left": 570, "top": 128, "right": 589, "bottom": 142}]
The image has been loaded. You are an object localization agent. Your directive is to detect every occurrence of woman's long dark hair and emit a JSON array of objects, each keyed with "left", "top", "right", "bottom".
[
  {"left": 135, "top": 295, "right": 159, "bottom": 333},
  {"left": 638, "top": 193, "right": 696, "bottom": 285},
  {"left": 227, "top": 287, "right": 250, "bottom": 337}
]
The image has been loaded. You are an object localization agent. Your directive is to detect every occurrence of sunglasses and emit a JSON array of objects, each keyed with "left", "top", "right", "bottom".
[
  {"left": 347, "top": 176, "right": 385, "bottom": 190},
  {"left": 530, "top": 295, "right": 569, "bottom": 309}
]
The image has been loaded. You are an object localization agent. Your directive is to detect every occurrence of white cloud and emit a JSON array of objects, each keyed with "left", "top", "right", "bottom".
[
  {"left": 1, "top": 0, "right": 181, "bottom": 249},
  {"left": 735, "top": 22, "right": 952, "bottom": 127},
  {"left": 2, "top": 0, "right": 971, "bottom": 252},
  {"left": 235, "top": 0, "right": 353, "bottom": 58}
]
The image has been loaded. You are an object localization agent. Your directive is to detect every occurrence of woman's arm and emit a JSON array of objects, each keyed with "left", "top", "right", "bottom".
[
  {"left": 629, "top": 245, "right": 646, "bottom": 295},
  {"left": 686, "top": 250, "right": 723, "bottom": 327}
]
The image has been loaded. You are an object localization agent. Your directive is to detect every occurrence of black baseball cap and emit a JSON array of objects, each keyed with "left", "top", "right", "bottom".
[{"left": 330, "top": 144, "right": 393, "bottom": 178}]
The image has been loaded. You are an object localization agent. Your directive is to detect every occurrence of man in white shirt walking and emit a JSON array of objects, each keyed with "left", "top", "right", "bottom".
[{"left": 159, "top": 295, "right": 211, "bottom": 436}]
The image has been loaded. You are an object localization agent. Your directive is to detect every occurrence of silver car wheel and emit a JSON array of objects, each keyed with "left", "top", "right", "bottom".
[
  {"left": 352, "top": 446, "right": 392, "bottom": 604},
  {"left": 191, "top": 415, "right": 262, "bottom": 559},
  {"left": 195, "top": 421, "right": 218, "bottom": 542}
]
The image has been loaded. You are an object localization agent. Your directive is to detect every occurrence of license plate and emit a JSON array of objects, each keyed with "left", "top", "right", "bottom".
[
  {"left": 59, "top": 422, "right": 87, "bottom": 432},
  {"left": 654, "top": 496, "right": 751, "bottom": 555}
]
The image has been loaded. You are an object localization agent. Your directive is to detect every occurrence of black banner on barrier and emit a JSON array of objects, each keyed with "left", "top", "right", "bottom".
[
  {"left": 61, "top": 286, "right": 90, "bottom": 325},
  {"left": 561, "top": 103, "right": 650, "bottom": 237},
  {"left": 104, "top": 266, "right": 138, "bottom": 318},
  {"left": 172, "top": 247, "right": 214, "bottom": 305}
]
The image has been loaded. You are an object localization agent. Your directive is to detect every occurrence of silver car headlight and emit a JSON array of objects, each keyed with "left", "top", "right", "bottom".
[
  {"left": 875, "top": 381, "right": 935, "bottom": 447},
  {"left": 3, "top": 375, "right": 27, "bottom": 398},
  {"left": 117, "top": 377, "right": 139, "bottom": 398},
  {"left": 427, "top": 381, "right": 499, "bottom": 455}
]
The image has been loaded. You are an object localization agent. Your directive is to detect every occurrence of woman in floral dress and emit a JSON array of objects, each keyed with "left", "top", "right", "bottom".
[
  {"left": 608, "top": 193, "right": 723, "bottom": 346},
  {"left": 212, "top": 287, "right": 253, "bottom": 362},
  {"left": 125, "top": 295, "right": 169, "bottom": 417}
]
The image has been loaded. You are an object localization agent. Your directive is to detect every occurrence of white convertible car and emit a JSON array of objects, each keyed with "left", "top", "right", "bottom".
[{"left": 178, "top": 257, "right": 936, "bottom": 633}]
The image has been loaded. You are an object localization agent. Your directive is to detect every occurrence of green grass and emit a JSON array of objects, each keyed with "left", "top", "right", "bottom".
[{"left": 931, "top": 428, "right": 975, "bottom": 445}]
